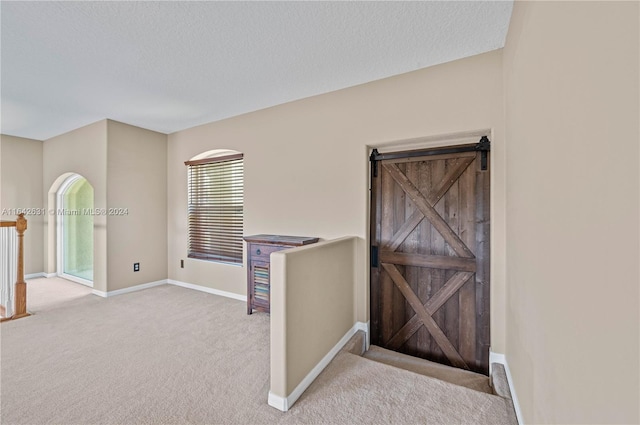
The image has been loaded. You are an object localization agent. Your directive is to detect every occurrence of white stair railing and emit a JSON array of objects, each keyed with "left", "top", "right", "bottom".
[
  {"left": 0, "top": 223, "right": 17, "bottom": 318},
  {"left": 1, "top": 214, "right": 29, "bottom": 321}
]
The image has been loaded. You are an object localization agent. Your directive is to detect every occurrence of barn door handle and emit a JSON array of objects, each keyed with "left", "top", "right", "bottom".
[{"left": 371, "top": 246, "right": 379, "bottom": 268}]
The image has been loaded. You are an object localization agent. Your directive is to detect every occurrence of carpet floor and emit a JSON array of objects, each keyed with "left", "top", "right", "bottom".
[
  {"left": 1, "top": 278, "right": 515, "bottom": 424},
  {"left": 363, "top": 345, "right": 494, "bottom": 394}
]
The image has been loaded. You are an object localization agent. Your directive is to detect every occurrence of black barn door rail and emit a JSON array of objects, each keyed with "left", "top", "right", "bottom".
[{"left": 370, "top": 136, "right": 490, "bottom": 177}]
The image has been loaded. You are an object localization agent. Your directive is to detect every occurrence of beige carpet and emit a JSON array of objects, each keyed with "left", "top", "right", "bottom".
[
  {"left": 363, "top": 345, "right": 494, "bottom": 394},
  {"left": 1, "top": 278, "right": 516, "bottom": 424},
  {"left": 24, "top": 277, "right": 94, "bottom": 313}
]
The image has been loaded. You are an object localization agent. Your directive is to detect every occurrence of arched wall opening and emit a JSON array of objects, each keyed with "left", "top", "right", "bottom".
[{"left": 48, "top": 173, "right": 94, "bottom": 286}]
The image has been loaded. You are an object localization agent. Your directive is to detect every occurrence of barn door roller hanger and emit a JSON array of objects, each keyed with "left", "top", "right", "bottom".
[{"left": 370, "top": 136, "right": 491, "bottom": 177}]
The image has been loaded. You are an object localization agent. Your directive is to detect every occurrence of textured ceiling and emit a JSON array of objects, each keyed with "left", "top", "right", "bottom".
[{"left": 1, "top": 1, "right": 513, "bottom": 141}]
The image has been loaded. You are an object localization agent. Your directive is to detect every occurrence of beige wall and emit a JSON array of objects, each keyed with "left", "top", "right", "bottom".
[
  {"left": 167, "top": 50, "right": 507, "bottom": 351},
  {"left": 43, "top": 120, "right": 109, "bottom": 292},
  {"left": 38, "top": 119, "right": 167, "bottom": 293},
  {"left": 270, "top": 237, "right": 357, "bottom": 405},
  {"left": 503, "top": 1, "right": 639, "bottom": 423},
  {"left": 0, "top": 135, "right": 44, "bottom": 275},
  {"left": 2, "top": 4, "right": 636, "bottom": 419},
  {"left": 106, "top": 120, "right": 168, "bottom": 291}
]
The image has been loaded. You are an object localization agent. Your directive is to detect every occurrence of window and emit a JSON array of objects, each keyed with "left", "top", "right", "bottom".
[{"left": 185, "top": 152, "right": 244, "bottom": 264}]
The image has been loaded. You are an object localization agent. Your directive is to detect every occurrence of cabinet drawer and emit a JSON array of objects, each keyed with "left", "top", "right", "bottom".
[{"left": 249, "top": 244, "right": 284, "bottom": 261}]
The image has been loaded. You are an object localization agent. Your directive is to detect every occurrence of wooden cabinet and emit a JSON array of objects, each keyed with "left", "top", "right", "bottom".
[{"left": 244, "top": 234, "right": 319, "bottom": 314}]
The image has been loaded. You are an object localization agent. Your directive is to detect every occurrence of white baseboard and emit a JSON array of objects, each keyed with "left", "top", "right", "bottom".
[
  {"left": 167, "top": 279, "right": 247, "bottom": 302},
  {"left": 356, "top": 321, "right": 370, "bottom": 350},
  {"left": 28, "top": 273, "right": 245, "bottom": 303},
  {"left": 267, "top": 391, "right": 288, "bottom": 412},
  {"left": 88, "top": 278, "right": 247, "bottom": 301},
  {"left": 26, "top": 273, "right": 75, "bottom": 280},
  {"left": 490, "top": 351, "right": 523, "bottom": 425},
  {"left": 268, "top": 320, "right": 368, "bottom": 412},
  {"left": 91, "top": 279, "right": 167, "bottom": 298}
]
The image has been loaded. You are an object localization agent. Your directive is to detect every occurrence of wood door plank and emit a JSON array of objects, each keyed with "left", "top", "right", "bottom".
[
  {"left": 382, "top": 263, "right": 469, "bottom": 369},
  {"left": 404, "top": 162, "right": 420, "bottom": 355},
  {"left": 475, "top": 153, "right": 491, "bottom": 374},
  {"left": 429, "top": 158, "right": 447, "bottom": 361},
  {"left": 387, "top": 318, "right": 423, "bottom": 351},
  {"left": 417, "top": 160, "right": 432, "bottom": 353},
  {"left": 379, "top": 251, "right": 476, "bottom": 272},
  {"left": 392, "top": 164, "right": 407, "bottom": 338},
  {"left": 458, "top": 154, "right": 477, "bottom": 366},
  {"left": 385, "top": 210, "right": 424, "bottom": 252},
  {"left": 427, "top": 272, "right": 474, "bottom": 316},
  {"left": 387, "top": 271, "right": 474, "bottom": 350},
  {"left": 443, "top": 160, "right": 461, "bottom": 352},
  {"left": 430, "top": 157, "right": 475, "bottom": 207},
  {"left": 385, "top": 151, "right": 476, "bottom": 164},
  {"left": 380, "top": 168, "right": 395, "bottom": 344},
  {"left": 383, "top": 163, "right": 474, "bottom": 259},
  {"left": 383, "top": 157, "right": 474, "bottom": 252}
]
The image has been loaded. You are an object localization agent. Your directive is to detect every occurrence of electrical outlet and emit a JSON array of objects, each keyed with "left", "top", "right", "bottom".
[
  {"left": 180, "top": 259, "right": 184, "bottom": 268},
  {"left": 133, "top": 263, "right": 140, "bottom": 272}
]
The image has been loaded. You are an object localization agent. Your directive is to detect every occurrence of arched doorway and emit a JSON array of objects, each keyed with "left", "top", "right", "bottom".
[{"left": 56, "top": 174, "right": 94, "bottom": 286}]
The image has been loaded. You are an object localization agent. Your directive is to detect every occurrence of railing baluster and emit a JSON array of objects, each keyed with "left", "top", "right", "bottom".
[
  {"left": 13, "top": 214, "right": 29, "bottom": 319},
  {"left": 1, "top": 214, "right": 29, "bottom": 321}
]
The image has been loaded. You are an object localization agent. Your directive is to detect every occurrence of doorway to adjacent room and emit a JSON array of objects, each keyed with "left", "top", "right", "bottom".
[
  {"left": 56, "top": 174, "right": 94, "bottom": 286},
  {"left": 370, "top": 139, "right": 491, "bottom": 375}
]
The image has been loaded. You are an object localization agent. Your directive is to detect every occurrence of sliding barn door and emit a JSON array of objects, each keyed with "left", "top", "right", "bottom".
[{"left": 370, "top": 141, "right": 490, "bottom": 375}]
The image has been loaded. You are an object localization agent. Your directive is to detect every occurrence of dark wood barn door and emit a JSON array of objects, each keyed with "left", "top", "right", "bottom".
[{"left": 370, "top": 140, "right": 490, "bottom": 375}]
